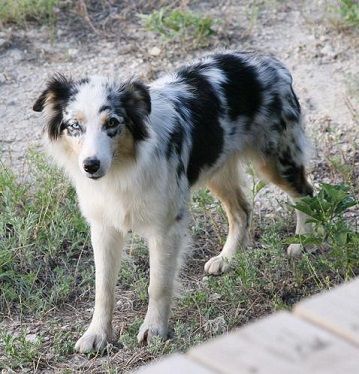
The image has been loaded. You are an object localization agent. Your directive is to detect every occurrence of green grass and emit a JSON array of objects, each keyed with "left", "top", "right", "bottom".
[
  {"left": 0, "top": 330, "right": 43, "bottom": 370},
  {"left": 0, "top": 154, "right": 358, "bottom": 371},
  {"left": 0, "top": 0, "right": 58, "bottom": 25},
  {"left": 0, "top": 153, "right": 92, "bottom": 316},
  {"left": 337, "top": 0, "right": 359, "bottom": 27},
  {"left": 139, "top": 7, "right": 216, "bottom": 46}
]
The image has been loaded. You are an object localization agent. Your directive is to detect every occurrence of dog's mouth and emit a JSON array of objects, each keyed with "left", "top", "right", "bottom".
[{"left": 87, "top": 174, "right": 104, "bottom": 180}]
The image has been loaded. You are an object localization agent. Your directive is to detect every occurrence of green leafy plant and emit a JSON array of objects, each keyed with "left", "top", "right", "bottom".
[
  {"left": 139, "top": 8, "right": 216, "bottom": 45},
  {"left": 288, "top": 184, "right": 358, "bottom": 275}
]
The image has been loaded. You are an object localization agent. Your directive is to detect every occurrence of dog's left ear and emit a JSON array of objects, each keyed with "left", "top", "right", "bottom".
[{"left": 121, "top": 80, "right": 151, "bottom": 141}]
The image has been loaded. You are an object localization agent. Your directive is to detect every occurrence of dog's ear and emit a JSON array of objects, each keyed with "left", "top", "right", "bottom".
[
  {"left": 121, "top": 80, "right": 151, "bottom": 141},
  {"left": 33, "top": 90, "right": 49, "bottom": 112},
  {"left": 33, "top": 74, "right": 73, "bottom": 112},
  {"left": 33, "top": 74, "right": 74, "bottom": 140}
]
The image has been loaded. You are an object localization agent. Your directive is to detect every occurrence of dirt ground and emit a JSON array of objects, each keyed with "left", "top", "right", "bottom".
[{"left": 0, "top": 0, "right": 358, "bottom": 372}]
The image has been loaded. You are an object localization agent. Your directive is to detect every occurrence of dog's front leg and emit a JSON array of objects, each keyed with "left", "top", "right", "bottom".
[
  {"left": 75, "top": 223, "right": 124, "bottom": 353},
  {"left": 137, "top": 225, "right": 186, "bottom": 344}
]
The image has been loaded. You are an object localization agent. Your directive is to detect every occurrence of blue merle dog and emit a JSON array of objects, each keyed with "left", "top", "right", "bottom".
[{"left": 33, "top": 51, "right": 313, "bottom": 352}]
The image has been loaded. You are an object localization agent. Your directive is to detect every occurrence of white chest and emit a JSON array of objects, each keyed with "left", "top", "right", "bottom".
[{"left": 75, "top": 178, "right": 163, "bottom": 235}]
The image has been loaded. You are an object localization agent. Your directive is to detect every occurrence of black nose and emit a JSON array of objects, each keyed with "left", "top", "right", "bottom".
[{"left": 83, "top": 158, "right": 100, "bottom": 174}]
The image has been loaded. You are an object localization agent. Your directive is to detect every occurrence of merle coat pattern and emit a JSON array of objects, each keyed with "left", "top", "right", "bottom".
[{"left": 33, "top": 51, "right": 313, "bottom": 353}]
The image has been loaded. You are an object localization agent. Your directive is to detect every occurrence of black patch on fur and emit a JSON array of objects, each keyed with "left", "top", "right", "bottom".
[
  {"left": 165, "top": 123, "right": 185, "bottom": 184},
  {"left": 176, "top": 66, "right": 224, "bottom": 185},
  {"left": 268, "top": 93, "right": 282, "bottom": 116},
  {"left": 290, "top": 85, "right": 301, "bottom": 115},
  {"left": 166, "top": 121, "right": 184, "bottom": 159},
  {"left": 99, "top": 105, "right": 111, "bottom": 113},
  {"left": 278, "top": 148, "right": 312, "bottom": 196},
  {"left": 33, "top": 74, "right": 75, "bottom": 140},
  {"left": 120, "top": 81, "right": 150, "bottom": 142},
  {"left": 175, "top": 211, "right": 183, "bottom": 221},
  {"left": 78, "top": 77, "right": 89, "bottom": 85},
  {"left": 176, "top": 159, "right": 185, "bottom": 180},
  {"left": 229, "top": 126, "right": 237, "bottom": 136},
  {"left": 214, "top": 54, "right": 263, "bottom": 122},
  {"left": 106, "top": 127, "right": 121, "bottom": 138}
]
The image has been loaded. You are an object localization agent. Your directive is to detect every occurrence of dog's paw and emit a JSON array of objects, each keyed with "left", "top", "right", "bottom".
[
  {"left": 204, "top": 255, "right": 230, "bottom": 275},
  {"left": 75, "top": 328, "right": 111, "bottom": 353},
  {"left": 137, "top": 321, "right": 168, "bottom": 345},
  {"left": 287, "top": 244, "right": 302, "bottom": 257}
]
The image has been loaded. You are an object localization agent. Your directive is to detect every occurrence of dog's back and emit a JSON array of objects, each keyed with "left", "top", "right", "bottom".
[{"left": 149, "top": 51, "right": 311, "bottom": 193}]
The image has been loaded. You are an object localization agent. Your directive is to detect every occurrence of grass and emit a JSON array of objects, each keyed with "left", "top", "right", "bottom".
[
  {"left": 0, "top": 152, "right": 92, "bottom": 316},
  {"left": 0, "top": 0, "right": 59, "bottom": 25},
  {"left": 0, "top": 154, "right": 358, "bottom": 371},
  {"left": 0, "top": 330, "right": 43, "bottom": 370},
  {"left": 139, "top": 7, "right": 216, "bottom": 46},
  {"left": 328, "top": 0, "right": 359, "bottom": 29},
  {"left": 337, "top": 0, "right": 359, "bottom": 27}
]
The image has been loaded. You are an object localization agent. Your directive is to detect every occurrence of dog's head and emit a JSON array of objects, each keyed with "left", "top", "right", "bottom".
[{"left": 33, "top": 74, "right": 151, "bottom": 179}]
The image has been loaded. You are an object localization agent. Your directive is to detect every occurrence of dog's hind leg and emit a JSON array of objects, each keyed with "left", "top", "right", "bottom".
[
  {"left": 204, "top": 157, "right": 252, "bottom": 275},
  {"left": 253, "top": 145, "right": 313, "bottom": 257},
  {"left": 137, "top": 220, "right": 188, "bottom": 344},
  {"left": 75, "top": 224, "right": 124, "bottom": 353}
]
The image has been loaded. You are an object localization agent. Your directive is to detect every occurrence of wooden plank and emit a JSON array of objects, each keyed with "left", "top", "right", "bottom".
[
  {"left": 188, "top": 312, "right": 359, "bottom": 374},
  {"left": 294, "top": 278, "right": 359, "bottom": 346},
  {"left": 133, "top": 353, "right": 216, "bottom": 374}
]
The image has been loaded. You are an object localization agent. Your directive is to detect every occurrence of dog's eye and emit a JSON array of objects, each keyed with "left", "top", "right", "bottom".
[
  {"left": 66, "top": 121, "right": 83, "bottom": 136},
  {"left": 68, "top": 121, "right": 81, "bottom": 131},
  {"left": 106, "top": 117, "right": 121, "bottom": 128}
]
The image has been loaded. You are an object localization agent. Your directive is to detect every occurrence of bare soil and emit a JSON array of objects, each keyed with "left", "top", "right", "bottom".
[{"left": 0, "top": 0, "right": 358, "bottom": 372}]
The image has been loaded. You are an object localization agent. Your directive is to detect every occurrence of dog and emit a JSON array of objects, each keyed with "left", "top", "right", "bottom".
[{"left": 33, "top": 51, "right": 313, "bottom": 353}]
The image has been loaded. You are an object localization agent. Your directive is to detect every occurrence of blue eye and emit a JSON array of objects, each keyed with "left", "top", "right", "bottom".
[
  {"left": 69, "top": 121, "right": 81, "bottom": 131},
  {"left": 66, "top": 121, "right": 82, "bottom": 136}
]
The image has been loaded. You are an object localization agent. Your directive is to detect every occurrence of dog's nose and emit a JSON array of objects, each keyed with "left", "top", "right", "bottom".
[{"left": 83, "top": 158, "right": 100, "bottom": 174}]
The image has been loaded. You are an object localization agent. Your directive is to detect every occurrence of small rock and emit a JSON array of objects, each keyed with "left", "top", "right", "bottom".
[
  {"left": 0, "top": 38, "right": 9, "bottom": 50},
  {"left": 8, "top": 48, "right": 23, "bottom": 61},
  {"left": 208, "top": 292, "right": 222, "bottom": 302},
  {"left": 25, "top": 333, "right": 38, "bottom": 343},
  {"left": 202, "top": 276, "right": 209, "bottom": 283},
  {"left": 68, "top": 48, "right": 79, "bottom": 57},
  {"left": 321, "top": 44, "right": 337, "bottom": 58},
  {"left": 149, "top": 46, "right": 161, "bottom": 56},
  {"left": 204, "top": 316, "right": 227, "bottom": 335}
]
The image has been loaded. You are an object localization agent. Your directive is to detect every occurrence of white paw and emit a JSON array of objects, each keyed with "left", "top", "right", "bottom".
[
  {"left": 75, "top": 327, "right": 112, "bottom": 353},
  {"left": 137, "top": 320, "right": 168, "bottom": 345},
  {"left": 204, "top": 255, "right": 231, "bottom": 275},
  {"left": 287, "top": 244, "right": 303, "bottom": 257}
]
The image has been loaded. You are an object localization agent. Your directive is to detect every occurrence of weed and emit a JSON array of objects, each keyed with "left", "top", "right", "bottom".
[
  {"left": 327, "top": 155, "right": 356, "bottom": 185},
  {"left": 0, "top": 330, "right": 43, "bottom": 370},
  {"left": 0, "top": 0, "right": 58, "bottom": 25},
  {"left": 288, "top": 183, "right": 358, "bottom": 277},
  {"left": 337, "top": 0, "right": 359, "bottom": 27},
  {"left": 139, "top": 7, "right": 216, "bottom": 46},
  {"left": 118, "top": 318, "right": 143, "bottom": 349}
]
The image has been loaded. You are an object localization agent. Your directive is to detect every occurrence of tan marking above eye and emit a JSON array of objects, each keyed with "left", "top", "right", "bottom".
[
  {"left": 99, "top": 112, "right": 108, "bottom": 124},
  {"left": 75, "top": 111, "right": 87, "bottom": 123}
]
